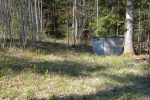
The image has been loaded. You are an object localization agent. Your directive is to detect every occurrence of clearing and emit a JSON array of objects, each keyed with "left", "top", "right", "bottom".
[{"left": 0, "top": 42, "right": 149, "bottom": 100}]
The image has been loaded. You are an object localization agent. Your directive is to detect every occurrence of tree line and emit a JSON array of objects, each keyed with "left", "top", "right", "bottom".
[{"left": 0, "top": 0, "right": 149, "bottom": 55}]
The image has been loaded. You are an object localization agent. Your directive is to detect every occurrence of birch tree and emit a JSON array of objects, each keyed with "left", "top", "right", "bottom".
[
  {"left": 18, "top": 0, "right": 26, "bottom": 47},
  {"left": 72, "top": 0, "right": 78, "bottom": 44}
]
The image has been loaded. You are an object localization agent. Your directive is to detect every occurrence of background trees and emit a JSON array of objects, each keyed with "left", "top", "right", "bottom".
[{"left": 0, "top": 0, "right": 149, "bottom": 55}]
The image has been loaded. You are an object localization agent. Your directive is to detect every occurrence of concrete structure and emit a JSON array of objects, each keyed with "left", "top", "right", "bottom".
[{"left": 92, "top": 36, "right": 124, "bottom": 55}]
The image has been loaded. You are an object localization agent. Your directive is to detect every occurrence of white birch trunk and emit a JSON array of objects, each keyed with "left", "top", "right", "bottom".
[{"left": 34, "top": 0, "right": 39, "bottom": 40}]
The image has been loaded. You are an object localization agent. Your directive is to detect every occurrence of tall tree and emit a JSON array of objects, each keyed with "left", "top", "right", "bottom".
[
  {"left": 96, "top": 0, "right": 99, "bottom": 36},
  {"left": 73, "top": 0, "right": 78, "bottom": 44},
  {"left": 137, "top": 2, "right": 142, "bottom": 53},
  {"left": 34, "top": 0, "right": 39, "bottom": 40},
  {"left": 123, "top": 0, "right": 135, "bottom": 55},
  {"left": 19, "top": 0, "right": 26, "bottom": 47}
]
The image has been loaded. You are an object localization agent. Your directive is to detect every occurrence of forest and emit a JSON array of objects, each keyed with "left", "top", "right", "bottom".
[{"left": 0, "top": 0, "right": 150, "bottom": 99}]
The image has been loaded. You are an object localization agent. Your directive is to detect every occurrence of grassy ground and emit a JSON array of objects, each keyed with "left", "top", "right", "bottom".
[{"left": 0, "top": 42, "right": 149, "bottom": 100}]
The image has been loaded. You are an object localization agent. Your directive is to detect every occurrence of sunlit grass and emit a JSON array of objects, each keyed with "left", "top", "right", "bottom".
[{"left": 0, "top": 47, "right": 149, "bottom": 100}]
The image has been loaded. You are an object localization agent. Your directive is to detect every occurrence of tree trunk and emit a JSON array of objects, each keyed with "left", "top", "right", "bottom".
[
  {"left": 96, "top": 0, "right": 99, "bottom": 36},
  {"left": 138, "top": 3, "right": 142, "bottom": 54},
  {"left": 40, "top": 0, "right": 43, "bottom": 35},
  {"left": 72, "top": 0, "right": 75, "bottom": 45},
  {"left": 19, "top": 0, "right": 26, "bottom": 47},
  {"left": 123, "top": 0, "right": 135, "bottom": 55},
  {"left": 74, "top": 0, "right": 78, "bottom": 44},
  {"left": 34, "top": 0, "right": 39, "bottom": 40}
]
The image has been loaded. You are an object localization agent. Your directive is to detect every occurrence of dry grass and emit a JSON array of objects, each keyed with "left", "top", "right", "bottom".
[{"left": 0, "top": 47, "right": 149, "bottom": 100}]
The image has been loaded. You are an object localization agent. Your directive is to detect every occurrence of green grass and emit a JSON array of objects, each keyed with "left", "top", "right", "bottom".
[{"left": 0, "top": 45, "right": 149, "bottom": 100}]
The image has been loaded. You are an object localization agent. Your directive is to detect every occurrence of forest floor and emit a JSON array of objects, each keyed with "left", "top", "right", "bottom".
[{"left": 0, "top": 41, "right": 150, "bottom": 100}]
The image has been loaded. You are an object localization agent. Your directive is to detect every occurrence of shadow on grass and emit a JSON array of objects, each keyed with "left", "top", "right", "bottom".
[
  {"left": 1, "top": 39, "right": 92, "bottom": 54},
  {"left": 0, "top": 55, "right": 106, "bottom": 77},
  {"left": 1, "top": 55, "right": 150, "bottom": 99},
  {"left": 0, "top": 40, "right": 150, "bottom": 99},
  {"left": 30, "top": 75, "right": 150, "bottom": 100},
  {"left": 26, "top": 41, "right": 92, "bottom": 55}
]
